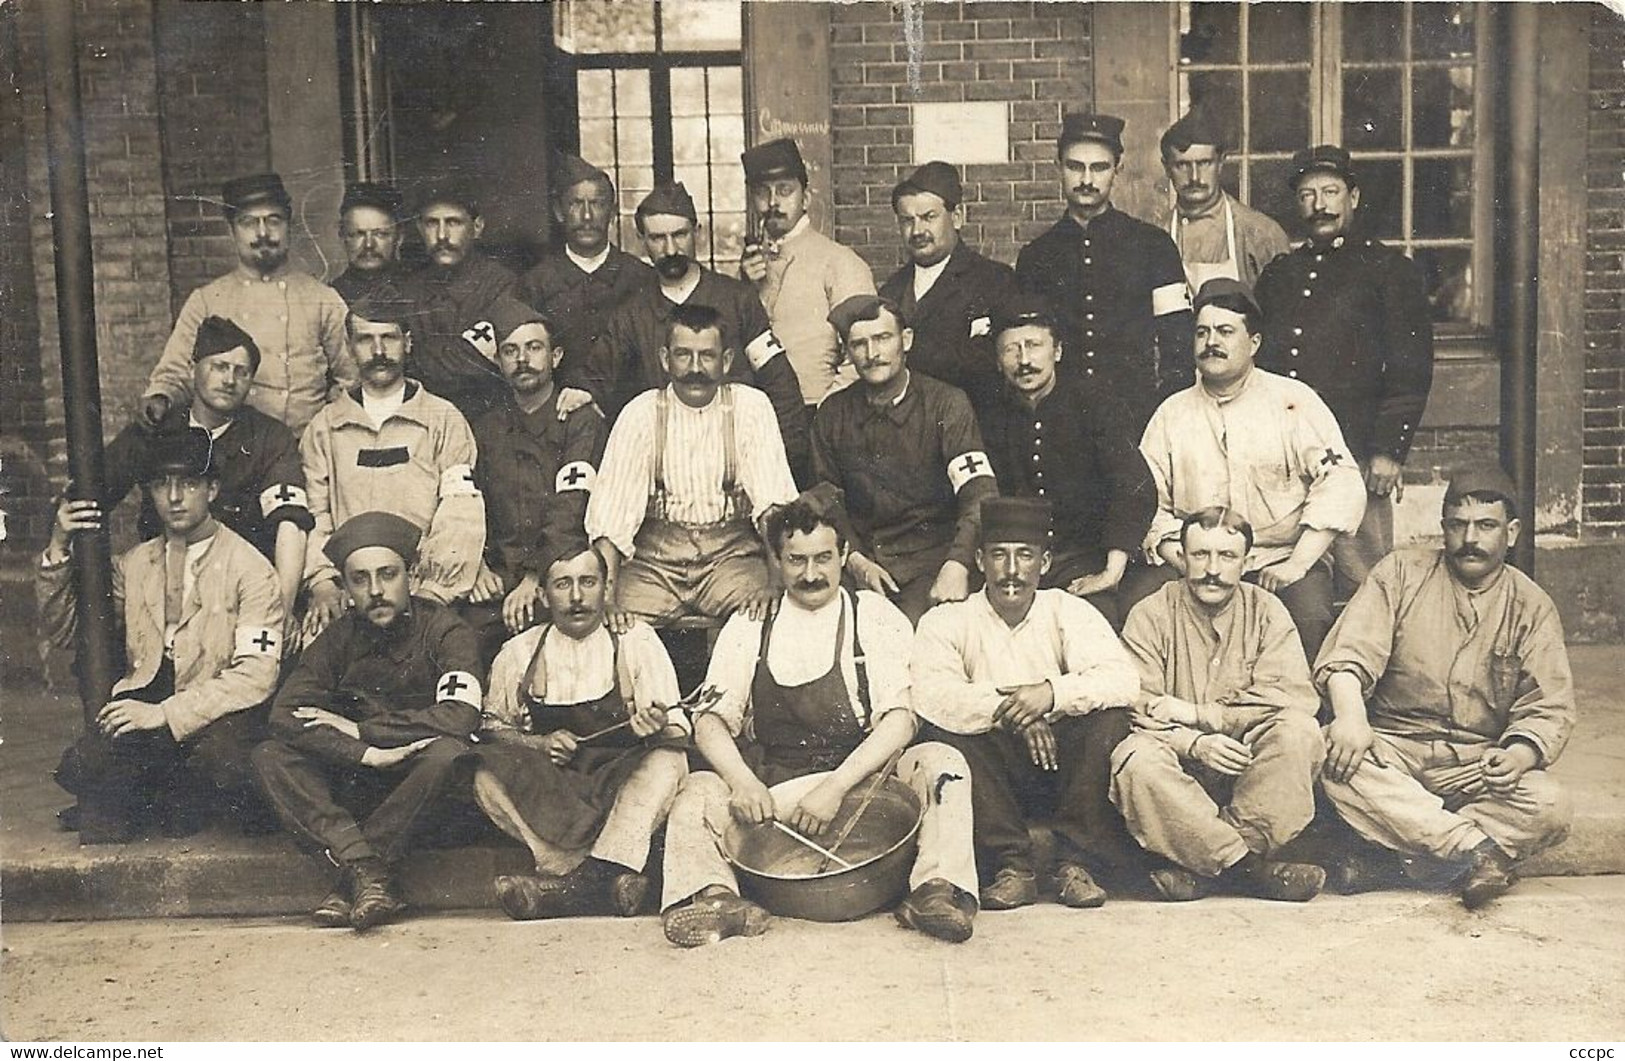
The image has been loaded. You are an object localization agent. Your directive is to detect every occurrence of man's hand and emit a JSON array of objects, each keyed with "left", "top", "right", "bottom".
[
  {"left": 992, "top": 681, "right": 1055, "bottom": 731},
  {"left": 97, "top": 699, "right": 167, "bottom": 739},
  {"left": 1156, "top": 540, "right": 1188, "bottom": 577},
  {"left": 468, "top": 563, "right": 506, "bottom": 605},
  {"left": 1022, "top": 718, "right": 1059, "bottom": 771},
  {"left": 785, "top": 776, "right": 848, "bottom": 837},
  {"left": 1144, "top": 696, "right": 1200, "bottom": 727},
  {"left": 1481, "top": 743, "right": 1539, "bottom": 796},
  {"left": 628, "top": 702, "right": 668, "bottom": 740},
  {"left": 1256, "top": 560, "right": 1310, "bottom": 594},
  {"left": 1325, "top": 713, "right": 1377, "bottom": 783},
  {"left": 603, "top": 592, "right": 634, "bottom": 636},
  {"left": 1190, "top": 733, "right": 1252, "bottom": 777},
  {"left": 739, "top": 243, "right": 770, "bottom": 285},
  {"left": 138, "top": 393, "right": 171, "bottom": 430},
  {"left": 847, "top": 553, "right": 900, "bottom": 597},
  {"left": 360, "top": 737, "right": 437, "bottom": 769},
  {"left": 555, "top": 387, "right": 595, "bottom": 421},
  {"left": 540, "top": 729, "right": 579, "bottom": 767},
  {"left": 1366, "top": 454, "right": 1405, "bottom": 502},
  {"left": 292, "top": 706, "right": 362, "bottom": 740},
  {"left": 738, "top": 585, "right": 776, "bottom": 623},
  {"left": 928, "top": 559, "right": 971, "bottom": 606},
  {"left": 48, "top": 497, "right": 103, "bottom": 560},
  {"left": 1067, "top": 570, "right": 1119, "bottom": 598},
  {"left": 303, "top": 579, "right": 347, "bottom": 641},
  {"left": 500, "top": 573, "right": 541, "bottom": 633},
  {"left": 728, "top": 776, "right": 776, "bottom": 826}
]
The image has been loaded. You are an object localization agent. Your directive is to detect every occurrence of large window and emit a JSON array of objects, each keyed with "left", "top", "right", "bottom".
[
  {"left": 555, "top": 0, "right": 746, "bottom": 273},
  {"left": 1175, "top": 2, "right": 1490, "bottom": 334}
]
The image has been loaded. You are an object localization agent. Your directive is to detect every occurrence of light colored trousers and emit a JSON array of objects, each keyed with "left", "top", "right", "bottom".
[
  {"left": 1109, "top": 713, "right": 1325, "bottom": 877},
  {"left": 474, "top": 748, "right": 688, "bottom": 875},
  {"left": 1321, "top": 730, "right": 1572, "bottom": 862},
  {"left": 660, "top": 742, "right": 979, "bottom": 911}
]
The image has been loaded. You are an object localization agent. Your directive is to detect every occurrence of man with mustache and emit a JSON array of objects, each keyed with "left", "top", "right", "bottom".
[
  {"left": 977, "top": 292, "right": 1158, "bottom": 631},
  {"left": 477, "top": 545, "right": 687, "bottom": 921},
  {"left": 586, "top": 303, "right": 798, "bottom": 630},
  {"left": 104, "top": 316, "right": 311, "bottom": 636},
  {"left": 464, "top": 298, "right": 606, "bottom": 661},
  {"left": 660, "top": 486, "right": 977, "bottom": 946},
  {"left": 253, "top": 512, "right": 483, "bottom": 931},
  {"left": 298, "top": 294, "right": 486, "bottom": 643},
  {"left": 1254, "top": 146, "right": 1435, "bottom": 600},
  {"left": 139, "top": 173, "right": 352, "bottom": 435},
  {"left": 737, "top": 138, "right": 875, "bottom": 414},
  {"left": 912, "top": 498, "right": 1145, "bottom": 911},
  {"left": 394, "top": 183, "right": 517, "bottom": 423},
  {"left": 519, "top": 156, "right": 654, "bottom": 389},
  {"left": 1016, "top": 114, "right": 1194, "bottom": 439},
  {"left": 332, "top": 182, "right": 407, "bottom": 306},
  {"left": 1139, "top": 278, "right": 1366, "bottom": 661},
  {"left": 878, "top": 161, "right": 1020, "bottom": 413},
  {"left": 40, "top": 429, "right": 285, "bottom": 842},
  {"left": 1160, "top": 109, "right": 1290, "bottom": 290},
  {"left": 810, "top": 294, "right": 997, "bottom": 625},
  {"left": 556, "top": 182, "right": 810, "bottom": 479},
  {"left": 1314, "top": 465, "right": 1575, "bottom": 909},
  {"left": 1111, "top": 507, "right": 1328, "bottom": 903}
]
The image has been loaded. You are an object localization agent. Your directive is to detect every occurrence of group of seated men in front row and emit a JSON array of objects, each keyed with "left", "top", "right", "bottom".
[{"left": 38, "top": 122, "right": 1574, "bottom": 945}]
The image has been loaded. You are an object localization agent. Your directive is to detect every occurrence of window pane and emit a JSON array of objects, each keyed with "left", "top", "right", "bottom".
[
  {"left": 672, "top": 116, "right": 712, "bottom": 165},
  {"left": 1352, "top": 158, "right": 1404, "bottom": 241},
  {"left": 709, "top": 110, "right": 745, "bottom": 161},
  {"left": 618, "top": 165, "right": 655, "bottom": 215},
  {"left": 558, "top": 0, "right": 656, "bottom": 54},
  {"left": 712, "top": 165, "right": 746, "bottom": 213},
  {"left": 1250, "top": 71, "right": 1310, "bottom": 153},
  {"left": 1247, "top": 157, "right": 1301, "bottom": 236},
  {"left": 1180, "top": 2, "right": 1240, "bottom": 65},
  {"left": 1181, "top": 70, "right": 1242, "bottom": 147},
  {"left": 710, "top": 210, "right": 747, "bottom": 267},
  {"left": 671, "top": 68, "right": 708, "bottom": 118},
  {"left": 1342, "top": 4, "right": 1403, "bottom": 64},
  {"left": 579, "top": 118, "right": 616, "bottom": 168},
  {"left": 1413, "top": 65, "right": 1475, "bottom": 149},
  {"left": 1247, "top": 3, "right": 1311, "bottom": 64},
  {"left": 1413, "top": 246, "right": 1474, "bottom": 324},
  {"left": 663, "top": 1, "right": 741, "bottom": 52},
  {"left": 707, "top": 66, "right": 743, "bottom": 118},
  {"left": 1413, "top": 157, "right": 1474, "bottom": 239},
  {"left": 1343, "top": 68, "right": 1403, "bottom": 151},
  {"left": 616, "top": 116, "right": 653, "bottom": 165},
  {"left": 1413, "top": 2, "right": 1476, "bottom": 61},
  {"left": 578, "top": 69, "right": 615, "bottom": 120},
  {"left": 616, "top": 69, "right": 651, "bottom": 119}
]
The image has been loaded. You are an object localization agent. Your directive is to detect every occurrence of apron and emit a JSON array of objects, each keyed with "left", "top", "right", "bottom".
[
  {"left": 746, "top": 590, "right": 872, "bottom": 787},
  {"left": 1170, "top": 196, "right": 1240, "bottom": 291}
]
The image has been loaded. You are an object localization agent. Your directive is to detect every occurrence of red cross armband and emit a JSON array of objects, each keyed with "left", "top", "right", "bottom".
[
  {"left": 946, "top": 450, "right": 993, "bottom": 494},
  {"left": 260, "top": 482, "right": 308, "bottom": 517},
  {"left": 235, "top": 625, "right": 281, "bottom": 658},
  {"left": 435, "top": 670, "right": 482, "bottom": 709},
  {"left": 555, "top": 461, "right": 596, "bottom": 494},
  {"left": 461, "top": 320, "right": 498, "bottom": 361},
  {"left": 439, "top": 463, "right": 479, "bottom": 497}
]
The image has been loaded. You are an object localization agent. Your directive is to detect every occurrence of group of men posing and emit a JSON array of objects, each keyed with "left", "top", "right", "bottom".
[{"left": 41, "top": 106, "right": 1575, "bottom": 945}]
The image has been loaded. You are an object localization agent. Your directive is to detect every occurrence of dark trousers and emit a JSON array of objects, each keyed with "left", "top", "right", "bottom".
[
  {"left": 923, "top": 708, "right": 1145, "bottom": 884},
  {"left": 250, "top": 736, "right": 473, "bottom": 866}
]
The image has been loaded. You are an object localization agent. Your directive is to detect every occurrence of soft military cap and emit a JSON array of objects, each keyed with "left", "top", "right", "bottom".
[
  {"left": 146, "top": 427, "right": 217, "bottom": 481},
  {"left": 1444, "top": 464, "right": 1518, "bottom": 511},
  {"left": 636, "top": 182, "right": 698, "bottom": 224},
  {"left": 892, "top": 160, "right": 963, "bottom": 210},
  {"left": 1161, "top": 109, "right": 1228, "bottom": 155},
  {"left": 553, "top": 154, "right": 613, "bottom": 195},
  {"left": 488, "top": 296, "right": 551, "bottom": 346},
  {"left": 193, "top": 315, "right": 261, "bottom": 373},
  {"left": 413, "top": 180, "right": 481, "bottom": 217},
  {"left": 340, "top": 182, "right": 404, "bottom": 220},
  {"left": 324, "top": 511, "right": 422, "bottom": 569},
  {"left": 990, "top": 291, "right": 1059, "bottom": 343},
  {"left": 1192, "top": 277, "right": 1261, "bottom": 318},
  {"left": 827, "top": 293, "right": 904, "bottom": 339}
]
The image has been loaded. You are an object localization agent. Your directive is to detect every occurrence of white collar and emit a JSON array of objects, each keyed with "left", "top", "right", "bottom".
[
  {"left": 565, "top": 244, "right": 611, "bottom": 274},
  {"left": 187, "top": 412, "right": 231, "bottom": 440},
  {"left": 660, "top": 269, "right": 704, "bottom": 305}
]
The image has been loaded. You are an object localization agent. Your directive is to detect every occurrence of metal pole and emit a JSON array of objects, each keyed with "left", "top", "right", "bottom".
[
  {"left": 42, "top": 0, "right": 121, "bottom": 841},
  {"left": 1503, "top": 5, "right": 1539, "bottom": 576}
]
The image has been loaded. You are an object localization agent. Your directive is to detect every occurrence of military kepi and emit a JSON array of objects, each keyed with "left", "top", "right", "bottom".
[
  {"left": 979, "top": 497, "right": 1053, "bottom": 547},
  {"left": 324, "top": 511, "right": 423, "bottom": 569},
  {"left": 1290, "top": 144, "right": 1357, "bottom": 188},
  {"left": 222, "top": 172, "right": 290, "bottom": 215},
  {"left": 146, "top": 428, "right": 217, "bottom": 481},
  {"left": 1444, "top": 463, "right": 1519, "bottom": 512},
  {"left": 742, "top": 138, "right": 808, "bottom": 185},
  {"left": 1059, "top": 113, "right": 1126, "bottom": 155}
]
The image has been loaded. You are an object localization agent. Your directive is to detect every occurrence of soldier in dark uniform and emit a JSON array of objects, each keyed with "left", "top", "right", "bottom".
[
  {"left": 251, "top": 512, "right": 483, "bottom": 931},
  {"left": 465, "top": 297, "right": 607, "bottom": 662},
  {"left": 1016, "top": 113, "right": 1194, "bottom": 438},
  {"left": 878, "top": 161, "right": 1020, "bottom": 413},
  {"left": 518, "top": 155, "right": 654, "bottom": 383},
  {"left": 1255, "top": 146, "right": 1435, "bottom": 598},
  {"left": 558, "top": 181, "right": 809, "bottom": 477},
  {"left": 332, "top": 182, "right": 408, "bottom": 307},
  {"left": 977, "top": 294, "right": 1158, "bottom": 631},
  {"left": 812, "top": 294, "right": 998, "bottom": 625},
  {"left": 395, "top": 183, "right": 517, "bottom": 423},
  {"left": 105, "top": 315, "right": 310, "bottom": 630}
]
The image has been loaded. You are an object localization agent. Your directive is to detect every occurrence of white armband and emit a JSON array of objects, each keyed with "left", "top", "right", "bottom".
[
  {"left": 946, "top": 450, "right": 993, "bottom": 493},
  {"left": 435, "top": 670, "right": 482, "bottom": 708},
  {"left": 259, "top": 483, "right": 308, "bottom": 517},
  {"left": 235, "top": 625, "right": 282, "bottom": 657},
  {"left": 555, "top": 461, "right": 596, "bottom": 494},
  {"left": 744, "top": 329, "right": 786, "bottom": 371},
  {"left": 1152, "top": 282, "right": 1193, "bottom": 317},
  {"left": 439, "top": 463, "right": 479, "bottom": 496},
  {"left": 462, "top": 321, "right": 498, "bottom": 360}
]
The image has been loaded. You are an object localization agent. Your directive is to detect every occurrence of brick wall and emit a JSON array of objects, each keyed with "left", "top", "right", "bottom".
[
  {"left": 1586, "top": 6, "right": 1625, "bottom": 537},
  {"left": 828, "top": 0, "right": 1091, "bottom": 275}
]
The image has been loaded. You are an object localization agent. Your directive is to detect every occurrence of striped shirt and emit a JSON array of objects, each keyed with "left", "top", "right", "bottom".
[{"left": 586, "top": 384, "right": 797, "bottom": 559}]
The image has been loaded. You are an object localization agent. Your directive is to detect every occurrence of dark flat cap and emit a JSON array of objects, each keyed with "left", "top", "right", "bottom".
[
  {"left": 1445, "top": 464, "right": 1518, "bottom": 510},
  {"left": 340, "top": 182, "right": 403, "bottom": 220},
  {"left": 488, "top": 296, "right": 550, "bottom": 345},
  {"left": 892, "top": 160, "right": 963, "bottom": 210},
  {"left": 827, "top": 293, "right": 904, "bottom": 339},
  {"left": 324, "top": 511, "right": 422, "bottom": 569},
  {"left": 222, "top": 173, "right": 290, "bottom": 215},
  {"left": 990, "top": 291, "right": 1059, "bottom": 342},
  {"left": 413, "top": 181, "right": 480, "bottom": 217},
  {"left": 980, "top": 497, "right": 1052, "bottom": 547},
  {"left": 742, "top": 138, "right": 808, "bottom": 185},
  {"left": 145, "top": 427, "right": 217, "bottom": 481},
  {"left": 636, "top": 182, "right": 698, "bottom": 224},
  {"left": 193, "top": 315, "right": 261, "bottom": 373},
  {"left": 1192, "top": 277, "right": 1260, "bottom": 318},
  {"left": 1290, "top": 144, "right": 1357, "bottom": 189},
  {"left": 1161, "top": 109, "right": 1228, "bottom": 155},
  {"left": 553, "top": 155, "right": 613, "bottom": 196},
  {"left": 1059, "top": 113, "right": 1126, "bottom": 155}
]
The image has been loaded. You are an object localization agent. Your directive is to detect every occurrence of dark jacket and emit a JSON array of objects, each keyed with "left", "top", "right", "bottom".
[
  {"left": 878, "top": 243, "right": 1021, "bottom": 413},
  {"left": 396, "top": 253, "right": 519, "bottom": 422}
]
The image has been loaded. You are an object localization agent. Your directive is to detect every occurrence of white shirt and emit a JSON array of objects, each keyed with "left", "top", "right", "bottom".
[
  {"left": 360, "top": 381, "right": 407, "bottom": 431},
  {"left": 913, "top": 256, "right": 950, "bottom": 302},
  {"left": 910, "top": 588, "right": 1140, "bottom": 735},
  {"left": 659, "top": 270, "right": 704, "bottom": 306},
  {"left": 586, "top": 384, "right": 798, "bottom": 558},
  {"left": 697, "top": 589, "right": 915, "bottom": 738},
  {"left": 565, "top": 245, "right": 610, "bottom": 275},
  {"left": 481, "top": 620, "right": 684, "bottom": 733},
  {"left": 163, "top": 533, "right": 216, "bottom": 650},
  {"left": 187, "top": 413, "right": 230, "bottom": 441}
]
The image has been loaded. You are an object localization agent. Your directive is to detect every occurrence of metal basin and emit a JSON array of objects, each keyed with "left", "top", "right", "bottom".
[{"left": 720, "top": 770, "right": 923, "bottom": 923}]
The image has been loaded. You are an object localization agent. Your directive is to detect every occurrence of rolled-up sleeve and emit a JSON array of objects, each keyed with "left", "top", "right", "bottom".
[
  {"left": 1051, "top": 594, "right": 1140, "bottom": 715},
  {"left": 692, "top": 612, "right": 762, "bottom": 739}
]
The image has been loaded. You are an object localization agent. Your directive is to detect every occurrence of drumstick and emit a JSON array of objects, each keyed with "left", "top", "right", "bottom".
[
  {"left": 819, "top": 747, "right": 906, "bottom": 872},
  {"left": 576, "top": 719, "right": 633, "bottom": 743},
  {"left": 770, "top": 820, "right": 856, "bottom": 871}
]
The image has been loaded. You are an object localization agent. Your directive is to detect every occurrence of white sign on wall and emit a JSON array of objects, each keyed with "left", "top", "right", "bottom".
[{"left": 911, "top": 102, "right": 1009, "bottom": 166}]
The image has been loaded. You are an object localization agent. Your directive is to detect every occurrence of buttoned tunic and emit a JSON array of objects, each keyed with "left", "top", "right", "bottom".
[
  {"left": 520, "top": 245, "right": 655, "bottom": 368},
  {"left": 748, "top": 217, "right": 877, "bottom": 404},
  {"left": 878, "top": 243, "right": 1021, "bottom": 412}
]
